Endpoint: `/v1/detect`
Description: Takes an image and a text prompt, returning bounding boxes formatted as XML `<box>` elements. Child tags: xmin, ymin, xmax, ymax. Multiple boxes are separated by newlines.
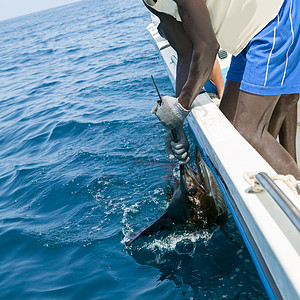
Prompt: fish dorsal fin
<box><xmin>125</xmin><ymin>211</ymin><xmax>171</xmax><ymax>246</ymax></box>
<box><xmin>196</xmin><ymin>147</ymin><xmax>212</xmax><ymax>194</ymax></box>
<box><xmin>196</xmin><ymin>147</ymin><xmax>227</xmax><ymax>216</ymax></box>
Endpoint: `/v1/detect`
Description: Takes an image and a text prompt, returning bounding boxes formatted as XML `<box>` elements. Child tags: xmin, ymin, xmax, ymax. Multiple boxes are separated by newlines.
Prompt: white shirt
<box><xmin>143</xmin><ymin>0</ymin><xmax>284</xmax><ymax>56</ymax></box>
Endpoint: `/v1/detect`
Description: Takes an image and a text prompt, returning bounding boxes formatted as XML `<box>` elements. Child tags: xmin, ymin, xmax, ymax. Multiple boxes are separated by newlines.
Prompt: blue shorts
<box><xmin>227</xmin><ymin>0</ymin><xmax>300</xmax><ymax>95</ymax></box>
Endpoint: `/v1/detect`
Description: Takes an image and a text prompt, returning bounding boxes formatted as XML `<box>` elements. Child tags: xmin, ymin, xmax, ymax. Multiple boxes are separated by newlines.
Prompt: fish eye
<box><xmin>189</xmin><ymin>188</ymin><xmax>197</xmax><ymax>196</ymax></box>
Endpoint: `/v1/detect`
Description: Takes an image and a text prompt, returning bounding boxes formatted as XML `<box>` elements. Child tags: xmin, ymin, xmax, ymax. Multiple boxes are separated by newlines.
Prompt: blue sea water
<box><xmin>0</xmin><ymin>0</ymin><xmax>268</xmax><ymax>299</ymax></box>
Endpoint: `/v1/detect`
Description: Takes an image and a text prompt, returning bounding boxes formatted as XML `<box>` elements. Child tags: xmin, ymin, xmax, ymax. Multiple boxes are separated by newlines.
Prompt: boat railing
<box><xmin>255</xmin><ymin>172</ymin><xmax>300</xmax><ymax>233</ymax></box>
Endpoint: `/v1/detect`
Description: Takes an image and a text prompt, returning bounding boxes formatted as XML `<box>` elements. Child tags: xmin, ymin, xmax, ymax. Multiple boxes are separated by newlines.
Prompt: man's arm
<box><xmin>210</xmin><ymin>58</ymin><xmax>225</xmax><ymax>98</ymax></box>
<box><xmin>144</xmin><ymin>5</ymin><xmax>193</xmax><ymax>97</ymax></box>
<box><xmin>158</xmin><ymin>15</ymin><xmax>193</xmax><ymax>98</ymax></box>
<box><xmin>144</xmin><ymin>0</ymin><xmax>219</xmax><ymax>105</ymax></box>
<box><xmin>174</xmin><ymin>0</ymin><xmax>219</xmax><ymax>109</ymax></box>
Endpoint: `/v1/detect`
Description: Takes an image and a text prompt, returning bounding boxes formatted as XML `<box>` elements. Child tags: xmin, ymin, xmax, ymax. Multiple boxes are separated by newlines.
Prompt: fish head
<box><xmin>194</xmin><ymin>147</ymin><xmax>227</xmax><ymax>223</ymax></box>
<box><xmin>181</xmin><ymin>164</ymin><xmax>206</xmax><ymax>200</ymax></box>
<box><xmin>181</xmin><ymin>164</ymin><xmax>215</xmax><ymax>226</ymax></box>
<box><xmin>180</xmin><ymin>148</ymin><xmax>226</xmax><ymax>226</ymax></box>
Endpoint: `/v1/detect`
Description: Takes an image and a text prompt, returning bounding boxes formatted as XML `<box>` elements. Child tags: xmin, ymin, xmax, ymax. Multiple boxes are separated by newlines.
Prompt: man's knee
<box><xmin>288</xmin><ymin>93</ymin><xmax>300</xmax><ymax>104</ymax></box>
<box><xmin>234</xmin><ymin>121</ymin><xmax>261</xmax><ymax>148</ymax></box>
<box><xmin>277</xmin><ymin>93</ymin><xmax>299</xmax><ymax>112</ymax></box>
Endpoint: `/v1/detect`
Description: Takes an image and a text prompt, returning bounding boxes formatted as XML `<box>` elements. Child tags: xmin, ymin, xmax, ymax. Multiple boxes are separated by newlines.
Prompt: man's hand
<box><xmin>165</xmin><ymin>127</ymin><xmax>190</xmax><ymax>165</ymax></box>
<box><xmin>152</xmin><ymin>95</ymin><xmax>190</xmax><ymax>130</ymax></box>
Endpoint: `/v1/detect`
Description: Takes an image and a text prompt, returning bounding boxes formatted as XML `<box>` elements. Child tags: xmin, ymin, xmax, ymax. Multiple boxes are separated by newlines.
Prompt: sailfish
<box><xmin>126</xmin><ymin>148</ymin><xmax>227</xmax><ymax>246</ymax></box>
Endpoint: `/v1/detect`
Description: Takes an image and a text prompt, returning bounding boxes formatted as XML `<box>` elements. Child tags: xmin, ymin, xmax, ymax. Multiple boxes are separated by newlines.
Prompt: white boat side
<box><xmin>147</xmin><ymin>23</ymin><xmax>300</xmax><ymax>300</ymax></box>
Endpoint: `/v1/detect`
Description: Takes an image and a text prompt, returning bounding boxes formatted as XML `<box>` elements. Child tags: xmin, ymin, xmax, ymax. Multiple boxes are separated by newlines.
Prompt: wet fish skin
<box><xmin>125</xmin><ymin>165</ymin><xmax>190</xmax><ymax>247</ymax></box>
<box><xmin>182</xmin><ymin>148</ymin><xmax>227</xmax><ymax>227</ymax></box>
<box><xmin>125</xmin><ymin>148</ymin><xmax>227</xmax><ymax>246</ymax></box>
<box><xmin>167</xmin><ymin>165</ymin><xmax>190</xmax><ymax>224</ymax></box>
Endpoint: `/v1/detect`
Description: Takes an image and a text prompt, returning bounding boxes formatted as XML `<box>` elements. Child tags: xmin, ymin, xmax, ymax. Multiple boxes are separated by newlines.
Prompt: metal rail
<box><xmin>255</xmin><ymin>172</ymin><xmax>300</xmax><ymax>232</ymax></box>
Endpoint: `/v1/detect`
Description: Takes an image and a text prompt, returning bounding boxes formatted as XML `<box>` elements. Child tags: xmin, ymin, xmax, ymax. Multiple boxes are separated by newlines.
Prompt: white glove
<box><xmin>165</xmin><ymin>127</ymin><xmax>190</xmax><ymax>165</ymax></box>
<box><xmin>152</xmin><ymin>96</ymin><xmax>190</xmax><ymax>130</ymax></box>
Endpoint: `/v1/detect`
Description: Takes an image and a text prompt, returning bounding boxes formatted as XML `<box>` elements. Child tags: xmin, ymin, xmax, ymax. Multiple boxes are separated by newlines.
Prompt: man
<box><xmin>144</xmin><ymin>0</ymin><xmax>300</xmax><ymax>179</ymax></box>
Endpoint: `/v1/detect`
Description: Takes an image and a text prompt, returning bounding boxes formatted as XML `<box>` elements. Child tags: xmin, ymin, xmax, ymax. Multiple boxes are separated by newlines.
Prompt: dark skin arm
<box><xmin>145</xmin><ymin>0</ymin><xmax>219</xmax><ymax>109</ymax></box>
<box><xmin>145</xmin><ymin>5</ymin><xmax>193</xmax><ymax>97</ymax></box>
<box><xmin>174</xmin><ymin>0</ymin><xmax>219</xmax><ymax>109</ymax></box>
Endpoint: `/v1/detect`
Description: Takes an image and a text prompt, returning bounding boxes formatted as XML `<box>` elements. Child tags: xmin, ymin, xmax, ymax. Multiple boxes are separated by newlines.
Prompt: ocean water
<box><xmin>0</xmin><ymin>0</ymin><xmax>268</xmax><ymax>299</ymax></box>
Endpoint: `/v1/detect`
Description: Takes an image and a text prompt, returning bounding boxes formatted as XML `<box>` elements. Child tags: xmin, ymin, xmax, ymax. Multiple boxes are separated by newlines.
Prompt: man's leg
<box><xmin>219</xmin><ymin>80</ymin><xmax>240</xmax><ymax>123</ymax></box>
<box><xmin>279</xmin><ymin>107</ymin><xmax>298</xmax><ymax>162</ymax></box>
<box><xmin>233</xmin><ymin>91</ymin><xmax>300</xmax><ymax>180</ymax></box>
<box><xmin>268</xmin><ymin>94</ymin><xmax>299</xmax><ymax>162</ymax></box>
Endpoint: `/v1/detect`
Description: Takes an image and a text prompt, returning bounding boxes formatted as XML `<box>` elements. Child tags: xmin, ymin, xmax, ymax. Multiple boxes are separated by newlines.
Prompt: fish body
<box><xmin>166</xmin><ymin>165</ymin><xmax>190</xmax><ymax>224</ymax></box>
<box><xmin>126</xmin><ymin>148</ymin><xmax>227</xmax><ymax>246</ymax></box>
<box><xmin>182</xmin><ymin>149</ymin><xmax>227</xmax><ymax>227</ymax></box>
